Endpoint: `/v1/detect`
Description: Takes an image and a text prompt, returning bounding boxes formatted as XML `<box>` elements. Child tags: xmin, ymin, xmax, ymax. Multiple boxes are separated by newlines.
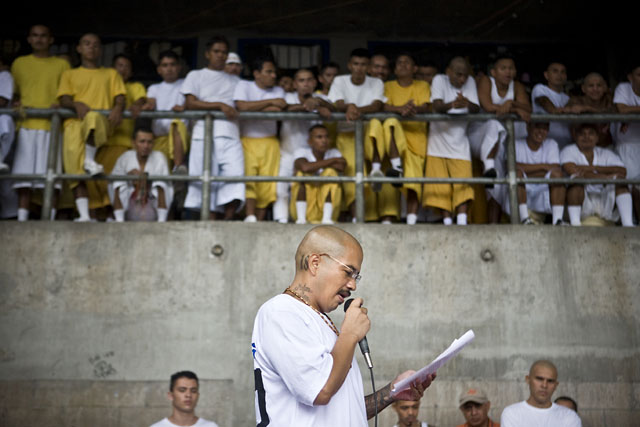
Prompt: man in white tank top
<box><xmin>531</xmin><ymin>62</ymin><xmax>572</xmax><ymax>148</ymax></box>
<box><xmin>468</xmin><ymin>55</ymin><xmax>531</xmax><ymax>222</ymax></box>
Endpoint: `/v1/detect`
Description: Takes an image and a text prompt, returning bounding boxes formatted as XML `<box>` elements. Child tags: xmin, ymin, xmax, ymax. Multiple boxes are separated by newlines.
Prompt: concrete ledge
<box><xmin>1</xmin><ymin>222</ymin><xmax>638</xmax><ymax>426</ymax></box>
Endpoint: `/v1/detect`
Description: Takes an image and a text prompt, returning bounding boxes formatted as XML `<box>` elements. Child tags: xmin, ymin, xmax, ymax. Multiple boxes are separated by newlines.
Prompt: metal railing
<box><xmin>1</xmin><ymin>107</ymin><xmax>639</xmax><ymax>223</ymax></box>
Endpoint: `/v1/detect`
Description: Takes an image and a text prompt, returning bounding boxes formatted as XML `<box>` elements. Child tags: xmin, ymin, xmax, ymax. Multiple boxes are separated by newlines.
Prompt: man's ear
<box><xmin>307</xmin><ymin>253</ymin><xmax>321</xmax><ymax>276</ymax></box>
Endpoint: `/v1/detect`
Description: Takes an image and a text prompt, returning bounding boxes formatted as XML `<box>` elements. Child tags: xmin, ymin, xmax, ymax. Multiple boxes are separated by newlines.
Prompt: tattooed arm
<box><xmin>365</xmin><ymin>371</ymin><xmax>436</xmax><ymax>419</ymax></box>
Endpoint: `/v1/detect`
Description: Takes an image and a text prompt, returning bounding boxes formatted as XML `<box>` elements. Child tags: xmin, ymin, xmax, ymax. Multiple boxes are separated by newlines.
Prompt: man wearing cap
<box><xmin>456</xmin><ymin>388</ymin><xmax>499</xmax><ymax>427</ymax></box>
<box><xmin>500</xmin><ymin>360</ymin><xmax>581</xmax><ymax>427</ymax></box>
<box><xmin>224</xmin><ymin>52</ymin><xmax>243</xmax><ymax>76</ymax></box>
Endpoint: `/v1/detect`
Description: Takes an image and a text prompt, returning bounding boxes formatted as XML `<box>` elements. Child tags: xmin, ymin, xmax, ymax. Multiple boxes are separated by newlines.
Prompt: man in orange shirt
<box><xmin>456</xmin><ymin>388</ymin><xmax>499</xmax><ymax>427</ymax></box>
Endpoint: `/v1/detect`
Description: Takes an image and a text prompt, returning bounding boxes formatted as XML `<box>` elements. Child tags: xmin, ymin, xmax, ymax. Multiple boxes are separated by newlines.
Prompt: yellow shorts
<box><xmin>154</xmin><ymin>120</ymin><xmax>189</xmax><ymax>169</ymax></box>
<box><xmin>62</xmin><ymin>111</ymin><xmax>110</xmax><ymax>191</ymax></box>
<box><xmin>290</xmin><ymin>168</ymin><xmax>343</xmax><ymax>223</ymax></box>
<box><xmin>242</xmin><ymin>136</ymin><xmax>280</xmax><ymax>209</ymax></box>
<box><xmin>423</xmin><ymin>155</ymin><xmax>474</xmax><ymax>213</ymax></box>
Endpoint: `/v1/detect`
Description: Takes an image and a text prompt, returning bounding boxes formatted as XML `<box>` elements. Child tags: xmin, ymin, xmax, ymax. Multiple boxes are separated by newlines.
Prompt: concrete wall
<box><xmin>1</xmin><ymin>223</ymin><xmax>638</xmax><ymax>426</ymax></box>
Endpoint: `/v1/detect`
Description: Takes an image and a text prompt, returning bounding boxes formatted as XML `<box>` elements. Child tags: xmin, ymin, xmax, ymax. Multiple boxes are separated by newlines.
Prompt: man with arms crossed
<box><xmin>501</xmin><ymin>360</ymin><xmax>581</xmax><ymax>427</ymax></box>
<box><xmin>252</xmin><ymin>225</ymin><xmax>435</xmax><ymax>426</ymax></box>
<box><xmin>150</xmin><ymin>370</ymin><xmax>218</xmax><ymax>427</ymax></box>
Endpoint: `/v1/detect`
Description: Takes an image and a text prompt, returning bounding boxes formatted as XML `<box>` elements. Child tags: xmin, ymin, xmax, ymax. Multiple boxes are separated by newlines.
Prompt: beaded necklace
<box><xmin>284</xmin><ymin>287</ymin><xmax>340</xmax><ymax>336</ymax></box>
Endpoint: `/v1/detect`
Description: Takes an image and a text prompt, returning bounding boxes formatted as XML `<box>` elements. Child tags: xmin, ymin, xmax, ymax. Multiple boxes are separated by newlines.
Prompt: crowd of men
<box><xmin>159</xmin><ymin>357</ymin><xmax>580</xmax><ymax>425</ymax></box>
<box><xmin>1</xmin><ymin>24</ymin><xmax>639</xmax><ymax>226</ymax></box>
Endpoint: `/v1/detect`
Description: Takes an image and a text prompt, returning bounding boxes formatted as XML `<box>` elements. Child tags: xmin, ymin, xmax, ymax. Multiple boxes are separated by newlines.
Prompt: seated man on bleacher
<box><xmin>109</xmin><ymin>127</ymin><xmax>171</xmax><ymax>222</ymax></box>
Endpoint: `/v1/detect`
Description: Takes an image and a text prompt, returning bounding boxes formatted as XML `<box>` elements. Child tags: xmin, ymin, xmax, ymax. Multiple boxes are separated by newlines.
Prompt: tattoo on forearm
<box><xmin>292</xmin><ymin>283</ymin><xmax>312</xmax><ymax>302</ymax></box>
<box><xmin>365</xmin><ymin>383</ymin><xmax>394</xmax><ymax>419</ymax></box>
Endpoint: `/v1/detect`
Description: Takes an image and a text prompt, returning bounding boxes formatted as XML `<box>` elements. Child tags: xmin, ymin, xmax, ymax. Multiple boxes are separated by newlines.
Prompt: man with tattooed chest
<box><xmin>251</xmin><ymin>225</ymin><xmax>435</xmax><ymax>426</ymax></box>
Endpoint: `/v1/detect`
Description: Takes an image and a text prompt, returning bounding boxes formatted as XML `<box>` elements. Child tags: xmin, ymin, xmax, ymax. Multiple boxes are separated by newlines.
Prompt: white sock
<box><xmin>456</xmin><ymin>213</ymin><xmax>468</xmax><ymax>225</ymax></box>
<box><xmin>484</xmin><ymin>158</ymin><xmax>495</xmax><ymax>172</ymax></box>
<box><xmin>371</xmin><ymin>162</ymin><xmax>381</xmax><ymax>172</ymax></box>
<box><xmin>114</xmin><ymin>209</ymin><xmax>125</xmax><ymax>222</ymax></box>
<box><xmin>85</xmin><ymin>144</ymin><xmax>97</xmax><ymax>162</ymax></box>
<box><xmin>568</xmin><ymin>205</ymin><xmax>581</xmax><ymax>226</ymax></box>
<box><xmin>616</xmin><ymin>193</ymin><xmax>634</xmax><ymax>226</ymax></box>
<box><xmin>295</xmin><ymin>201</ymin><xmax>307</xmax><ymax>223</ymax></box>
<box><xmin>406</xmin><ymin>213</ymin><xmax>417</xmax><ymax>225</ymax></box>
<box><xmin>443</xmin><ymin>217</ymin><xmax>453</xmax><ymax>225</ymax></box>
<box><xmin>157</xmin><ymin>208</ymin><xmax>168</xmax><ymax>222</ymax></box>
<box><xmin>519</xmin><ymin>203</ymin><xmax>529</xmax><ymax>221</ymax></box>
<box><xmin>551</xmin><ymin>205</ymin><xmax>564</xmax><ymax>224</ymax></box>
<box><xmin>390</xmin><ymin>157</ymin><xmax>402</xmax><ymax>170</ymax></box>
<box><xmin>321</xmin><ymin>202</ymin><xmax>333</xmax><ymax>223</ymax></box>
<box><xmin>50</xmin><ymin>208</ymin><xmax>57</xmax><ymax>221</ymax></box>
<box><xmin>17</xmin><ymin>208</ymin><xmax>29</xmax><ymax>222</ymax></box>
<box><xmin>273</xmin><ymin>197</ymin><xmax>289</xmax><ymax>223</ymax></box>
<box><xmin>75</xmin><ymin>197</ymin><xmax>90</xmax><ymax>220</ymax></box>
<box><xmin>351</xmin><ymin>216</ymin><xmax>357</xmax><ymax>223</ymax></box>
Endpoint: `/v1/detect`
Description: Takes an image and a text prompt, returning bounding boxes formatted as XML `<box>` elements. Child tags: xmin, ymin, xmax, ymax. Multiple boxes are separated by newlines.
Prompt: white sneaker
<box><xmin>244</xmin><ymin>215</ymin><xmax>257</xmax><ymax>223</ymax></box>
<box><xmin>0</xmin><ymin>162</ymin><xmax>9</xmax><ymax>173</ymax></box>
<box><xmin>321</xmin><ymin>219</ymin><xmax>334</xmax><ymax>225</ymax></box>
<box><xmin>370</xmin><ymin>169</ymin><xmax>384</xmax><ymax>192</ymax></box>
<box><xmin>84</xmin><ymin>159</ymin><xmax>104</xmax><ymax>176</ymax></box>
<box><xmin>73</xmin><ymin>217</ymin><xmax>95</xmax><ymax>222</ymax></box>
<box><xmin>295</xmin><ymin>218</ymin><xmax>307</xmax><ymax>225</ymax></box>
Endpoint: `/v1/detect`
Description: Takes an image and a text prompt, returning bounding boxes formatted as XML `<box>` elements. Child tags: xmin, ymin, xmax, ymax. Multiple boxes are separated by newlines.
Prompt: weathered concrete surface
<box><xmin>0</xmin><ymin>222</ymin><xmax>638</xmax><ymax>427</ymax></box>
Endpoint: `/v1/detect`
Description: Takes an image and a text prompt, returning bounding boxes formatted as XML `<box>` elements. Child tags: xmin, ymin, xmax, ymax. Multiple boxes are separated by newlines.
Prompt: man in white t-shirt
<box><xmin>612</xmin><ymin>62</ymin><xmax>640</xmax><ymax>222</ymax></box>
<box><xmin>150</xmin><ymin>370</ymin><xmax>219</xmax><ymax>427</ymax></box>
<box><xmin>506</xmin><ymin>121</ymin><xmax>566</xmax><ymax>225</ymax></box>
<box><xmin>273</xmin><ymin>68</ymin><xmax>334</xmax><ymax>223</ymax></box>
<box><xmin>252</xmin><ymin>226</ymin><xmax>435</xmax><ymax>427</ymax></box>
<box><xmin>531</xmin><ymin>62</ymin><xmax>572</xmax><ymax>148</ymax></box>
<box><xmin>143</xmin><ymin>50</ymin><xmax>188</xmax><ymax>170</ymax></box>
<box><xmin>109</xmin><ymin>127</ymin><xmax>171</xmax><ymax>222</ymax></box>
<box><xmin>329</xmin><ymin>48</ymin><xmax>387</xmax><ymax>221</ymax></box>
<box><xmin>501</xmin><ymin>360</ymin><xmax>581</xmax><ymax>427</ymax></box>
<box><xmin>561</xmin><ymin>122</ymin><xmax>634</xmax><ymax>227</ymax></box>
<box><xmin>423</xmin><ymin>57</ymin><xmax>480</xmax><ymax>226</ymax></box>
<box><xmin>234</xmin><ymin>57</ymin><xmax>287</xmax><ymax>222</ymax></box>
<box><xmin>181</xmin><ymin>35</ymin><xmax>245</xmax><ymax>220</ymax></box>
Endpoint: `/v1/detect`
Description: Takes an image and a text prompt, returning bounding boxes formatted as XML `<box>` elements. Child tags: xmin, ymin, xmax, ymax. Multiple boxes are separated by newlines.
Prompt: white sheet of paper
<box><xmin>391</xmin><ymin>329</ymin><xmax>475</xmax><ymax>396</ymax></box>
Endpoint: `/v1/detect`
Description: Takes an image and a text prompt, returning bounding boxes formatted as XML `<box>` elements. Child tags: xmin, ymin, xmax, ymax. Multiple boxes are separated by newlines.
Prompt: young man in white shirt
<box><xmin>181</xmin><ymin>35</ymin><xmax>245</xmax><ymax>220</ymax></box>
<box><xmin>150</xmin><ymin>371</ymin><xmax>219</xmax><ymax>427</ymax></box>
<box><xmin>501</xmin><ymin>360</ymin><xmax>581</xmax><ymax>427</ymax></box>
<box><xmin>531</xmin><ymin>61</ymin><xmax>572</xmax><ymax>149</ymax></box>
<box><xmin>423</xmin><ymin>57</ymin><xmax>480</xmax><ymax>225</ymax></box>
<box><xmin>234</xmin><ymin>57</ymin><xmax>287</xmax><ymax>222</ymax></box>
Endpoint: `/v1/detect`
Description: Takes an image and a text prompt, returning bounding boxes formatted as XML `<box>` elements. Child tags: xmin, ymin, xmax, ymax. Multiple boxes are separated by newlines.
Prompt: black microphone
<box><xmin>344</xmin><ymin>298</ymin><xmax>373</xmax><ymax>369</ymax></box>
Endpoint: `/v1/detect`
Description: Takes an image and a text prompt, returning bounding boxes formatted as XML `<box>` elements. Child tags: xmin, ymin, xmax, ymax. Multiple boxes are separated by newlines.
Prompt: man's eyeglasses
<box><xmin>319</xmin><ymin>253</ymin><xmax>362</xmax><ymax>283</ymax></box>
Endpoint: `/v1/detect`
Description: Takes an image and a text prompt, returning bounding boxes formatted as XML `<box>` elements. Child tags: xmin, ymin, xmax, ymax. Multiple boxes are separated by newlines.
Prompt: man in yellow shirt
<box><xmin>11</xmin><ymin>24</ymin><xmax>70</xmax><ymax>221</ymax></box>
<box><xmin>57</xmin><ymin>33</ymin><xmax>126</xmax><ymax>221</ymax></box>
<box><xmin>382</xmin><ymin>53</ymin><xmax>431</xmax><ymax>224</ymax></box>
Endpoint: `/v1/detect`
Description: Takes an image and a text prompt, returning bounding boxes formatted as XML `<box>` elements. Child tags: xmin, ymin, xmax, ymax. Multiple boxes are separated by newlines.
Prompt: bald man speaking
<box><xmin>251</xmin><ymin>225</ymin><xmax>435</xmax><ymax>426</ymax></box>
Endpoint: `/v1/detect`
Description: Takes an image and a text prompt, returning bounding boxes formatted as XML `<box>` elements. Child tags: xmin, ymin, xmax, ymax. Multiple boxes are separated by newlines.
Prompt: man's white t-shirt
<box><xmin>109</xmin><ymin>150</ymin><xmax>171</xmax><ymax>210</ymax></box>
<box><xmin>280</xmin><ymin>92</ymin><xmax>322</xmax><ymax>155</ymax></box>
<box><xmin>180</xmin><ymin>68</ymin><xmax>240</xmax><ymax>140</ymax></box>
<box><xmin>293</xmin><ymin>147</ymin><xmax>343</xmax><ymax>175</ymax></box>
<box><xmin>0</xmin><ymin>70</ymin><xmax>13</xmax><ymax>101</ymax></box>
<box><xmin>612</xmin><ymin>82</ymin><xmax>640</xmax><ymax>179</ymax></box>
<box><xmin>500</xmin><ymin>401</ymin><xmax>581</xmax><ymax>427</ymax></box>
<box><xmin>328</xmin><ymin>74</ymin><xmax>386</xmax><ymax>133</ymax></box>
<box><xmin>427</xmin><ymin>74</ymin><xmax>479</xmax><ymax>161</ymax></box>
<box><xmin>516</xmin><ymin>137</ymin><xmax>559</xmax><ymax>166</ymax></box>
<box><xmin>531</xmin><ymin>84</ymin><xmax>572</xmax><ymax>148</ymax></box>
<box><xmin>252</xmin><ymin>294</ymin><xmax>367</xmax><ymax>427</ymax></box>
<box><xmin>560</xmin><ymin>144</ymin><xmax>625</xmax><ymax>193</ymax></box>
<box><xmin>233</xmin><ymin>80</ymin><xmax>286</xmax><ymax>138</ymax></box>
<box><xmin>150</xmin><ymin>417</ymin><xmax>219</xmax><ymax>427</ymax></box>
<box><xmin>147</xmin><ymin>79</ymin><xmax>186</xmax><ymax>137</ymax></box>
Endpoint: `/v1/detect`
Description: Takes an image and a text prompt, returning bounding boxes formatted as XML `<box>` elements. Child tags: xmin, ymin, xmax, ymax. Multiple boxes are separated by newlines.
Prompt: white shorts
<box><xmin>616</xmin><ymin>142</ymin><xmax>640</xmax><ymax>192</ymax></box>
<box><xmin>583</xmin><ymin>184</ymin><xmax>619</xmax><ymax>222</ymax></box>
<box><xmin>0</xmin><ymin>115</ymin><xmax>15</xmax><ymax>161</ymax></box>
<box><xmin>185</xmin><ymin>135</ymin><xmax>245</xmax><ymax>212</ymax></box>
<box><xmin>12</xmin><ymin>128</ymin><xmax>62</xmax><ymax>190</ymax></box>
<box><xmin>502</xmin><ymin>170</ymin><xmax>552</xmax><ymax>215</ymax></box>
<box><xmin>276</xmin><ymin>150</ymin><xmax>296</xmax><ymax>198</ymax></box>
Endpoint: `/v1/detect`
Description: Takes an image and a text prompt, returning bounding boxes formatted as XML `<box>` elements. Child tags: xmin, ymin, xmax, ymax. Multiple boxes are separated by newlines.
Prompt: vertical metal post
<box><xmin>41</xmin><ymin>112</ymin><xmax>61</xmax><ymax>221</ymax></box>
<box><xmin>200</xmin><ymin>114</ymin><xmax>213</xmax><ymax>221</ymax></box>
<box><xmin>505</xmin><ymin>118</ymin><xmax>519</xmax><ymax>224</ymax></box>
<box><xmin>354</xmin><ymin>120</ymin><xmax>365</xmax><ymax>223</ymax></box>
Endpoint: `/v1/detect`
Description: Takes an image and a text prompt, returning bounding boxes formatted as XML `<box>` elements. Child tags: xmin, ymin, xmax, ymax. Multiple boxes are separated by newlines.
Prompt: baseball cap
<box><xmin>459</xmin><ymin>388</ymin><xmax>488</xmax><ymax>406</ymax></box>
<box><xmin>226</xmin><ymin>52</ymin><xmax>241</xmax><ymax>65</ymax></box>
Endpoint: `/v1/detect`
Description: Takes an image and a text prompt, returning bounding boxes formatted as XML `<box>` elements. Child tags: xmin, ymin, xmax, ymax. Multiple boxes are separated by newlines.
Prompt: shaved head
<box><xmin>295</xmin><ymin>226</ymin><xmax>362</xmax><ymax>272</ymax></box>
<box><xmin>529</xmin><ymin>360</ymin><xmax>558</xmax><ymax>377</ymax></box>
<box><xmin>584</xmin><ymin>72</ymin><xmax>605</xmax><ymax>84</ymax></box>
<box><xmin>449</xmin><ymin>56</ymin><xmax>468</xmax><ymax>71</ymax></box>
